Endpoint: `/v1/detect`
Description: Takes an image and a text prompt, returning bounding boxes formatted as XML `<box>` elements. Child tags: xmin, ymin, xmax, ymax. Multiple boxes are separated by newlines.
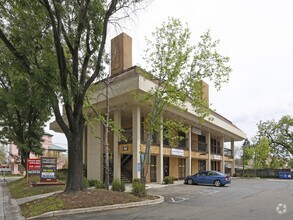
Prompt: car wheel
<box><xmin>187</xmin><ymin>178</ymin><xmax>194</xmax><ymax>185</ymax></box>
<box><xmin>214</xmin><ymin>180</ymin><xmax>222</xmax><ymax>187</ymax></box>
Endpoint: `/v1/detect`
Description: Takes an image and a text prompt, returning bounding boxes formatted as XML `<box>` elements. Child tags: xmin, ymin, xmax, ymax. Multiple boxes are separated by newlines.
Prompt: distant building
<box><xmin>8</xmin><ymin>133</ymin><xmax>67</xmax><ymax>175</ymax></box>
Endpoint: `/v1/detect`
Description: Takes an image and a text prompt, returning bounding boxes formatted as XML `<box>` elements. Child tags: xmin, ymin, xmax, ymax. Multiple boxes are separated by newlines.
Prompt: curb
<box><xmin>26</xmin><ymin>195</ymin><xmax>164</xmax><ymax>219</ymax></box>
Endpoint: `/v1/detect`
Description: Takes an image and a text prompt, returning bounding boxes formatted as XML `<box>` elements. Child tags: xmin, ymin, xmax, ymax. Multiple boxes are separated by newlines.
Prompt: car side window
<box><xmin>208</xmin><ymin>172</ymin><xmax>216</xmax><ymax>176</ymax></box>
<box><xmin>199</xmin><ymin>172</ymin><xmax>207</xmax><ymax>176</ymax></box>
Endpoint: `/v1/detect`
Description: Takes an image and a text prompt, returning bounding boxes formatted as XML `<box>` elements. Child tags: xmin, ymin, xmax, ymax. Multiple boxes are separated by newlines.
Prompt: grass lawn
<box><xmin>8</xmin><ymin>173</ymin><xmax>156</xmax><ymax>218</ymax></box>
<box><xmin>8</xmin><ymin>176</ymin><xmax>65</xmax><ymax>199</ymax></box>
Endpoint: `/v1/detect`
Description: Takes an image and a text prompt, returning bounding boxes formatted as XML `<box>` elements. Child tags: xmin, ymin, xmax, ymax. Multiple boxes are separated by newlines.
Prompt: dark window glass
<box><xmin>178</xmin><ymin>158</ymin><xmax>186</xmax><ymax>179</ymax></box>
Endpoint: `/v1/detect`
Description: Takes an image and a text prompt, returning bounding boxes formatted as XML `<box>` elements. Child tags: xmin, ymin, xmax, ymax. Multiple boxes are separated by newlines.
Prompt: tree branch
<box><xmin>84</xmin><ymin>0</ymin><xmax>118</xmax><ymax>92</ymax></box>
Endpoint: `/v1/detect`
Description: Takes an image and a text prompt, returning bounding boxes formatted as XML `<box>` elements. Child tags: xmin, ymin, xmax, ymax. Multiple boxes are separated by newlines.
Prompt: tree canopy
<box><xmin>0</xmin><ymin>0</ymin><xmax>145</xmax><ymax>193</ymax></box>
<box><xmin>139</xmin><ymin>18</ymin><xmax>231</xmax><ymax>182</ymax></box>
<box><xmin>257</xmin><ymin>115</ymin><xmax>293</xmax><ymax>157</ymax></box>
<box><xmin>0</xmin><ymin>41</ymin><xmax>51</xmax><ymax>168</ymax></box>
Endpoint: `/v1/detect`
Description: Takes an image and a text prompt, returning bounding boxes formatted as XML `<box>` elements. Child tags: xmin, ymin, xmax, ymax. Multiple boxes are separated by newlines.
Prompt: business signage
<box><xmin>213</xmin><ymin>155</ymin><xmax>221</xmax><ymax>160</ymax></box>
<box><xmin>40</xmin><ymin>157</ymin><xmax>57</xmax><ymax>182</ymax></box>
<box><xmin>191</xmin><ymin>127</ymin><xmax>201</xmax><ymax>135</ymax></box>
<box><xmin>171</xmin><ymin>148</ymin><xmax>184</xmax><ymax>157</ymax></box>
<box><xmin>27</xmin><ymin>158</ymin><xmax>41</xmax><ymax>175</ymax></box>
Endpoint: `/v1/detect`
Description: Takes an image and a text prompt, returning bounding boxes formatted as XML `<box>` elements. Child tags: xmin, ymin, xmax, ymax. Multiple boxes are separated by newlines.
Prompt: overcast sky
<box><xmin>46</xmin><ymin>0</ymin><xmax>293</xmax><ymax>148</ymax></box>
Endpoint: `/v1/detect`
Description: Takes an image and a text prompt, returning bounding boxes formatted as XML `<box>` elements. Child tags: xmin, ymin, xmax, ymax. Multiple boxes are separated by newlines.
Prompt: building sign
<box><xmin>213</xmin><ymin>155</ymin><xmax>221</xmax><ymax>160</ymax></box>
<box><xmin>40</xmin><ymin>157</ymin><xmax>57</xmax><ymax>182</ymax></box>
<box><xmin>171</xmin><ymin>148</ymin><xmax>184</xmax><ymax>157</ymax></box>
<box><xmin>137</xmin><ymin>163</ymin><xmax>140</xmax><ymax>172</ymax></box>
<box><xmin>191</xmin><ymin>126</ymin><xmax>201</xmax><ymax>135</ymax></box>
<box><xmin>27</xmin><ymin>158</ymin><xmax>41</xmax><ymax>175</ymax></box>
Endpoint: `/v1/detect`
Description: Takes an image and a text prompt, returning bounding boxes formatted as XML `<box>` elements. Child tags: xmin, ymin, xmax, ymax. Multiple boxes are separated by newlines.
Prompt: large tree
<box><xmin>0</xmin><ymin>0</ymin><xmax>144</xmax><ymax>193</ymax></box>
<box><xmin>257</xmin><ymin>115</ymin><xmax>293</xmax><ymax>157</ymax></box>
<box><xmin>0</xmin><ymin>43</ymin><xmax>51</xmax><ymax>170</ymax></box>
<box><xmin>241</xmin><ymin>138</ymin><xmax>253</xmax><ymax>170</ymax></box>
<box><xmin>252</xmin><ymin>137</ymin><xmax>270</xmax><ymax>169</ymax></box>
<box><xmin>139</xmin><ymin>18</ymin><xmax>231</xmax><ymax>183</ymax></box>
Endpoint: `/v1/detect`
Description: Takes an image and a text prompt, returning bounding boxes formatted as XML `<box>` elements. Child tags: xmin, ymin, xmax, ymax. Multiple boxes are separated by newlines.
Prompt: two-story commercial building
<box><xmin>50</xmin><ymin>33</ymin><xmax>246</xmax><ymax>183</ymax></box>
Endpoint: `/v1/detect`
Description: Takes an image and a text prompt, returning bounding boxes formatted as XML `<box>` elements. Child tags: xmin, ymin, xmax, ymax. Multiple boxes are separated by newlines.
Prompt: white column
<box><xmin>87</xmin><ymin>120</ymin><xmax>103</xmax><ymax>181</ymax></box>
<box><xmin>186</xmin><ymin>126</ymin><xmax>192</xmax><ymax>176</ymax></box>
<box><xmin>231</xmin><ymin>140</ymin><xmax>235</xmax><ymax>176</ymax></box>
<box><xmin>207</xmin><ymin>131</ymin><xmax>211</xmax><ymax>170</ymax></box>
<box><xmin>157</xmin><ymin>118</ymin><xmax>164</xmax><ymax>183</ymax></box>
<box><xmin>114</xmin><ymin>110</ymin><xmax>121</xmax><ymax>180</ymax></box>
<box><xmin>132</xmin><ymin>106</ymin><xmax>141</xmax><ymax>179</ymax></box>
<box><xmin>220</xmin><ymin>136</ymin><xmax>225</xmax><ymax>173</ymax></box>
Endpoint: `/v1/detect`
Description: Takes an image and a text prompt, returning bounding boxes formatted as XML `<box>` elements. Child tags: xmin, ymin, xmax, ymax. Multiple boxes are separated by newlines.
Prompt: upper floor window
<box><xmin>198</xmin><ymin>135</ymin><xmax>206</xmax><ymax>151</ymax></box>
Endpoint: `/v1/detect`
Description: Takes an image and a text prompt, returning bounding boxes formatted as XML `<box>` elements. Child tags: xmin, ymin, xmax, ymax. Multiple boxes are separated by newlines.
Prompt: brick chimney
<box><xmin>111</xmin><ymin>33</ymin><xmax>132</xmax><ymax>76</ymax></box>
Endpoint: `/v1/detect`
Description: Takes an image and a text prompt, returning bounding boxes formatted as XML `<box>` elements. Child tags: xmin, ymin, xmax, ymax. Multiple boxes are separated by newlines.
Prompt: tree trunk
<box><xmin>104</xmin><ymin>76</ymin><xmax>110</xmax><ymax>190</ymax></box>
<box><xmin>141</xmin><ymin>131</ymin><xmax>153</xmax><ymax>183</ymax></box>
<box><xmin>64</xmin><ymin>126</ymin><xmax>85</xmax><ymax>193</ymax></box>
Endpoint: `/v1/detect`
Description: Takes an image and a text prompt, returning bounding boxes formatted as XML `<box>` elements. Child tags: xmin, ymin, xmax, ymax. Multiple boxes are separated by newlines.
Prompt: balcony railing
<box><xmin>191</xmin><ymin>141</ymin><xmax>207</xmax><ymax>152</ymax></box>
<box><xmin>224</xmin><ymin>148</ymin><xmax>233</xmax><ymax>157</ymax></box>
<box><xmin>210</xmin><ymin>147</ymin><xmax>222</xmax><ymax>155</ymax></box>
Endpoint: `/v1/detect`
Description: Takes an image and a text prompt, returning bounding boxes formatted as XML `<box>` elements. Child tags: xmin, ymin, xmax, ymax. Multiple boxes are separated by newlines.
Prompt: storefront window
<box><xmin>178</xmin><ymin>158</ymin><xmax>186</xmax><ymax>179</ymax></box>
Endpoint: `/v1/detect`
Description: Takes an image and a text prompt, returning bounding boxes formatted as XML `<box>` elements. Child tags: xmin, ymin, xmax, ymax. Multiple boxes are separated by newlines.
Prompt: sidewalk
<box><xmin>0</xmin><ymin>181</ymin><xmax>25</xmax><ymax>220</ymax></box>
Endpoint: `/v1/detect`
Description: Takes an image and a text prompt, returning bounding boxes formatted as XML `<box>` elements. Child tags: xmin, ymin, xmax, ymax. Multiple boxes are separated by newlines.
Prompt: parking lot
<box><xmin>47</xmin><ymin>178</ymin><xmax>293</xmax><ymax>220</ymax></box>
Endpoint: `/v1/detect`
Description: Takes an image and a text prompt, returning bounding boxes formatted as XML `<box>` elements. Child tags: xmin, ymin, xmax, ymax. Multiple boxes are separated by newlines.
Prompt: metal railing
<box><xmin>224</xmin><ymin>148</ymin><xmax>233</xmax><ymax>157</ymax></box>
<box><xmin>191</xmin><ymin>141</ymin><xmax>207</xmax><ymax>152</ymax></box>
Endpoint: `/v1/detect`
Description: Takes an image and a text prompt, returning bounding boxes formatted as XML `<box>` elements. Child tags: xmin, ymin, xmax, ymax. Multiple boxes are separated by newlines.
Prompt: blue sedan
<box><xmin>184</xmin><ymin>171</ymin><xmax>231</xmax><ymax>187</ymax></box>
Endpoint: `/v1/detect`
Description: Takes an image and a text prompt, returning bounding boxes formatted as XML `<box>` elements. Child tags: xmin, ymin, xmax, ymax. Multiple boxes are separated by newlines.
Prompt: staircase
<box><xmin>103</xmin><ymin>154</ymin><xmax>132</xmax><ymax>183</ymax></box>
<box><xmin>121</xmin><ymin>154</ymin><xmax>132</xmax><ymax>183</ymax></box>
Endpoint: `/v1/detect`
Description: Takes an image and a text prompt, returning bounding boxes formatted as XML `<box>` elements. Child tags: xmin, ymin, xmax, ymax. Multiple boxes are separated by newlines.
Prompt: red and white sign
<box><xmin>27</xmin><ymin>158</ymin><xmax>41</xmax><ymax>174</ymax></box>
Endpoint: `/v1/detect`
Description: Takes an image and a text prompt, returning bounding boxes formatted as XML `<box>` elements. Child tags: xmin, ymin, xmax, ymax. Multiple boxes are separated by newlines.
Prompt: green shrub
<box><xmin>83</xmin><ymin>177</ymin><xmax>89</xmax><ymax>188</ymax></box>
<box><xmin>95</xmin><ymin>181</ymin><xmax>106</xmax><ymax>189</ymax></box>
<box><xmin>131</xmin><ymin>182</ymin><xmax>147</xmax><ymax>197</ymax></box>
<box><xmin>163</xmin><ymin>176</ymin><xmax>175</xmax><ymax>184</ymax></box>
<box><xmin>88</xmin><ymin>179</ymin><xmax>98</xmax><ymax>187</ymax></box>
<box><xmin>132</xmin><ymin>178</ymin><xmax>141</xmax><ymax>185</ymax></box>
<box><xmin>56</xmin><ymin>169</ymin><xmax>67</xmax><ymax>181</ymax></box>
<box><xmin>111</xmin><ymin>179</ymin><xmax>125</xmax><ymax>192</ymax></box>
<box><xmin>233</xmin><ymin>173</ymin><xmax>240</xmax><ymax>177</ymax></box>
<box><xmin>249</xmin><ymin>173</ymin><xmax>256</xmax><ymax>178</ymax></box>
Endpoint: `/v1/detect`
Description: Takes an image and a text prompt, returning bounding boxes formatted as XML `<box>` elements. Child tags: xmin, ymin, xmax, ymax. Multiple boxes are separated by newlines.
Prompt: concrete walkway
<box><xmin>0</xmin><ymin>179</ymin><xmax>25</xmax><ymax>220</ymax></box>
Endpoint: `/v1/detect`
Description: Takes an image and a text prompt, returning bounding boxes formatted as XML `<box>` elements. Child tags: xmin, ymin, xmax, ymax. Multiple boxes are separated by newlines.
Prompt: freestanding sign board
<box><xmin>27</xmin><ymin>158</ymin><xmax>41</xmax><ymax>175</ymax></box>
<box><xmin>40</xmin><ymin>157</ymin><xmax>57</xmax><ymax>182</ymax></box>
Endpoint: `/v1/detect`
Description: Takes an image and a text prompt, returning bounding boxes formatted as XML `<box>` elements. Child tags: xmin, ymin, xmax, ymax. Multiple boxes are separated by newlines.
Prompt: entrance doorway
<box><xmin>163</xmin><ymin>157</ymin><xmax>169</xmax><ymax>177</ymax></box>
<box><xmin>211</xmin><ymin>160</ymin><xmax>221</xmax><ymax>171</ymax></box>
<box><xmin>178</xmin><ymin>158</ymin><xmax>186</xmax><ymax>179</ymax></box>
<box><xmin>199</xmin><ymin>160</ymin><xmax>206</xmax><ymax>171</ymax></box>
<box><xmin>150</xmin><ymin>156</ymin><xmax>157</xmax><ymax>182</ymax></box>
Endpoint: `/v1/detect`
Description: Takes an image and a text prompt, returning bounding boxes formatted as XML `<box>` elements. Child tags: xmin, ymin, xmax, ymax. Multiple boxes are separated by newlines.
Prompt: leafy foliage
<box><xmin>111</xmin><ymin>179</ymin><xmax>125</xmax><ymax>192</ymax></box>
<box><xmin>138</xmin><ymin>18</ymin><xmax>231</xmax><ymax>182</ymax></box>
<box><xmin>0</xmin><ymin>41</ymin><xmax>51</xmax><ymax>168</ymax></box>
<box><xmin>131</xmin><ymin>181</ymin><xmax>146</xmax><ymax>197</ymax></box>
<box><xmin>163</xmin><ymin>176</ymin><xmax>175</xmax><ymax>184</ymax></box>
<box><xmin>241</xmin><ymin>139</ymin><xmax>252</xmax><ymax>169</ymax></box>
<box><xmin>0</xmin><ymin>0</ymin><xmax>145</xmax><ymax>193</ymax></box>
<box><xmin>0</xmin><ymin>144</ymin><xmax>7</xmax><ymax>163</ymax></box>
<box><xmin>95</xmin><ymin>180</ymin><xmax>106</xmax><ymax>189</ymax></box>
<box><xmin>252</xmin><ymin>137</ymin><xmax>271</xmax><ymax>169</ymax></box>
<box><xmin>257</xmin><ymin>115</ymin><xmax>293</xmax><ymax>157</ymax></box>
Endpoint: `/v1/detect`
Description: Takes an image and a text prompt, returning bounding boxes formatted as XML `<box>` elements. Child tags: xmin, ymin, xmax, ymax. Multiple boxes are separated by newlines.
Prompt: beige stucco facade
<box><xmin>50</xmin><ymin>33</ymin><xmax>246</xmax><ymax>183</ymax></box>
